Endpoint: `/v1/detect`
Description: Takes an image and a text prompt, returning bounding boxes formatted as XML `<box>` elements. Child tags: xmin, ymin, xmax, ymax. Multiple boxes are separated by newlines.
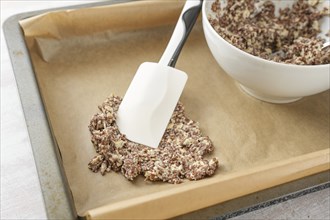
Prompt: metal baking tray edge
<box><xmin>3</xmin><ymin>1</ymin><xmax>132</xmax><ymax>219</ymax></box>
<box><xmin>3</xmin><ymin>1</ymin><xmax>330</xmax><ymax>219</ymax></box>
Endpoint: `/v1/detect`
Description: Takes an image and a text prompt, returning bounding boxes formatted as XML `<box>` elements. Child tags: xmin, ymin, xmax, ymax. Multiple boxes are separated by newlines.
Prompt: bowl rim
<box><xmin>202</xmin><ymin>0</ymin><xmax>330</xmax><ymax>69</ymax></box>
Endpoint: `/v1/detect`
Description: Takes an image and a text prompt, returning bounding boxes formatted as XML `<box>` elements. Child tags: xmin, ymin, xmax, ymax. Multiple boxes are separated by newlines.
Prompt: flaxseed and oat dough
<box><xmin>209</xmin><ymin>0</ymin><xmax>330</xmax><ymax>65</ymax></box>
<box><xmin>88</xmin><ymin>95</ymin><xmax>219</xmax><ymax>184</ymax></box>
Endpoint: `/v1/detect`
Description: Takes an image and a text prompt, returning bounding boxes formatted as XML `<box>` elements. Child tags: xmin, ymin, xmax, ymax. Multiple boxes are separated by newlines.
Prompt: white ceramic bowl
<box><xmin>202</xmin><ymin>0</ymin><xmax>330</xmax><ymax>103</ymax></box>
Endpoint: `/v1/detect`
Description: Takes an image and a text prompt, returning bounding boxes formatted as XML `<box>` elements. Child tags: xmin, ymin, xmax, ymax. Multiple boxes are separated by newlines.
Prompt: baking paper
<box><xmin>19</xmin><ymin>0</ymin><xmax>330</xmax><ymax>218</ymax></box>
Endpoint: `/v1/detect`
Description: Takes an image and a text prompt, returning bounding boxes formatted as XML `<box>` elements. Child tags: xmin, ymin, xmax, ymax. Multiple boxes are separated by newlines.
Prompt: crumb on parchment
<box><xmin>88</xmin><ymin>95</ymin><xmax>219</xmax><ymax>184</ymax></box>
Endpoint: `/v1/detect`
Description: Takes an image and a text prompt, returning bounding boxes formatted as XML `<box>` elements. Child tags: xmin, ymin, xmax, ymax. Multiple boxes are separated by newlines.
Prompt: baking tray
<box><xmin>3</xmin><ymin>0</ymin><xmax>330</xmax><ymax>219</ymax></box>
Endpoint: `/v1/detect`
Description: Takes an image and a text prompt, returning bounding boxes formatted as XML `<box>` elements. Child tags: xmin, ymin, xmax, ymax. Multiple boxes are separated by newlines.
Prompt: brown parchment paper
<box><xmin>19</xmin><ymin>0</ymin><xmax>330</xmax><ymax>218</ymax></box>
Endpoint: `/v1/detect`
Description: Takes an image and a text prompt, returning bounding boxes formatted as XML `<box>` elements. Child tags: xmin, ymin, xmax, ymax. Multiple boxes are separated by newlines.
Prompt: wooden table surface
<box><xmin>1</xmin><ymin>1</ymin><xmax>329</xmax><ymax>219</ymax></box>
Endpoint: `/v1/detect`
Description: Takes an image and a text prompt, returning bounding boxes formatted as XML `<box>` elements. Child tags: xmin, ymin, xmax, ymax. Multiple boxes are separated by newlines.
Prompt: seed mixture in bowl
<box><xmin>209</xmin><ymin>0</ymin><xmax>330</xmax><ymax>65</ymax></box>
<box><xmin>88</xmin><ymin>95</ymin><xmax>219</xmax><ymax>184</ymax></box>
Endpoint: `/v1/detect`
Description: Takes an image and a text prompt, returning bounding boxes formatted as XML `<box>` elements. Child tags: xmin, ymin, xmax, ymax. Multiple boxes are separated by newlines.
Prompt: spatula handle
<box><xmin>159</xmin><ymin>0</ymin><xmax>203</xmax><ymax>67</ymax></box>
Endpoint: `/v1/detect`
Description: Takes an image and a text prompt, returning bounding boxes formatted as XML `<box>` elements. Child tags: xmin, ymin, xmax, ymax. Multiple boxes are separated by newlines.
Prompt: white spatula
<box><xmin>117</xmin><ymin>0</ymin><xmax>202</xmax><ymax>148</ymax></box>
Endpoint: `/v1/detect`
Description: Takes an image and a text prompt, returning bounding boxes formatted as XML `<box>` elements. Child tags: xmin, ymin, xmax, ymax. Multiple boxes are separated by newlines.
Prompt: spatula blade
<box><xmin>117</xmin><ymin>62</ymin><xmax>187</xmax><ymax>148</ymax></box>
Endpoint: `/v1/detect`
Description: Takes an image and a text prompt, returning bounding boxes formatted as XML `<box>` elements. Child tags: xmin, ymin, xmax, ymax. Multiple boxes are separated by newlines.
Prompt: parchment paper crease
<box><xmin>19</xmin><ymin>0</ymin><xmax>330</xmax><ymax>217</ymax></box>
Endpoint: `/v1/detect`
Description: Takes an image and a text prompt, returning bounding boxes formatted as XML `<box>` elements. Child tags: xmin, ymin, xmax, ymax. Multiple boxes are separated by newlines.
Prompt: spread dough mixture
<box><xmin>88</xmin><ymin>95</ymin><xmax>219</xmax><ymax>184</ymax></box>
